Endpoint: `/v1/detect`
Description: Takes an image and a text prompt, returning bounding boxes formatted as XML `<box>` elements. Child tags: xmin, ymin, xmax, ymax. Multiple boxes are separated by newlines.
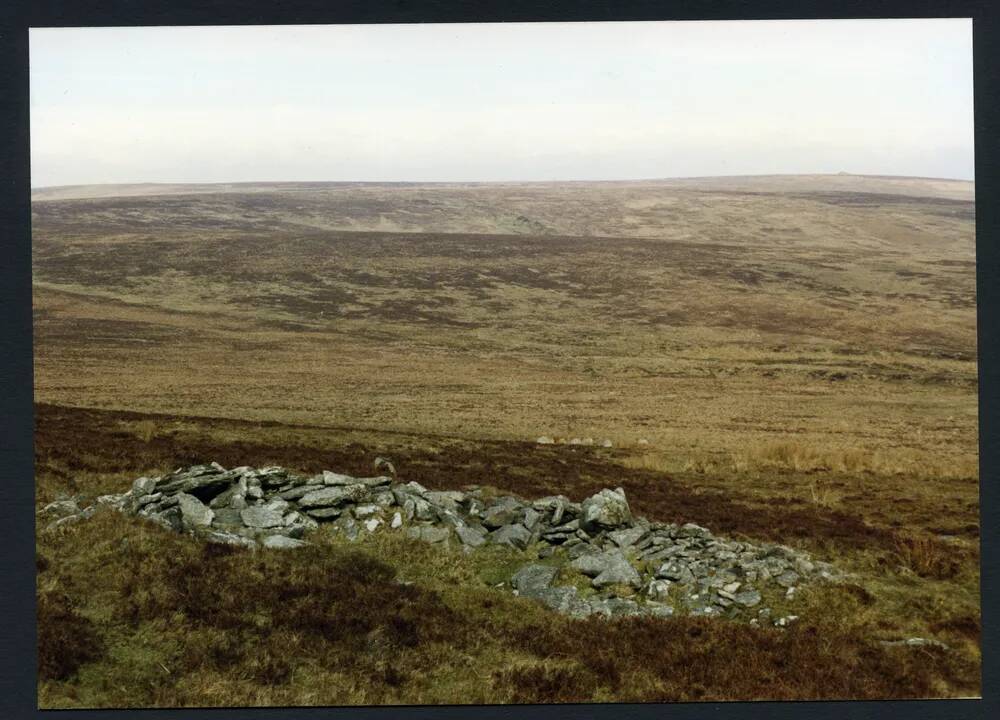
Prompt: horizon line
<box><xmin>30</xmin><ymin>172</ymin><xmax>977</xmax><ymax>192</ymax></box>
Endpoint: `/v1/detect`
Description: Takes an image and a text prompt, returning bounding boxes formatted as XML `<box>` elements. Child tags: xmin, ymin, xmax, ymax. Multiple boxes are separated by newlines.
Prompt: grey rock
<box><xmin>206</xmin><ymin>531</ymin><xmax>257</xmax><ymax>548</ymax></box>
<box><xmin>255</xmin><ymin>467</ymin><xmax>289</xmax><ymax>487</ymax></box>
<box><xmin>569</xmin><ymin>549</ymin><xmax>640</xmax><ymax>589</ymax></box>
<box><xmin>455</xmin><ymin>525</ymin><xmax>487</xmax><ymax>547</ymax></box>
<box><xmin>152</xmin><ymin>506</ymin><xmax>183</xmax><ymax>532</ymax></box>
<box><xmin>261</xmin><ymin>535</ymin><xmax>308</xmax><ymax>549</ymax></box>
<box><xmin>156</xmin><ymin>471</ymin><xmax>233</xmax><ymax>500</ymax></box>
<box><xmin>655</xmin><ymin>561</ymin><xmax>695</xmax><ymax>584</ymax></box>
<box><xmin>96</xmin><ymin>494</ymin><xmax>130</xmax><ymax>510</ymax></box>
<box><xmin>589</xmin><ymin>598</ymin><xmax>641</xmax><ymax>617</ymax></box>
<box><xmin>322</xmin><ymin>471</ymin><xmax>357</xmax><ymax>485</ymax></box>
<box><xmin>355</xmin><ymin>476</ymin><xmax>393</xmax><ymax>488</ymax></box>
<box><xmin>608</xmin><ymin>525</ymin><xmax>646</xmax><ymax>549</ymax></box>
<box><xmin>133</xmin><ymin>493</ymin><xmax>162</xmax><ymax>508</ymax></box>
<box><xmin>334</xmin><ymin>515</ymin><xmax>360</xmax><ymax>541</ymax></box>
<box><xmin>283</xmin><ymin>510</ymin><xmax>318</xmax><ymax>528</ymax></box>
<box><xmin>567</xmin><ymin>542</ymin><xmax>599</xmax><ymax>561</ymax></box>
<box><xmin>536</xmin><ymin>586</ymin><xmax>591</xmax><ymax>617</ymax></box>
<box><xmin>734</xmin><ymin>590</ymin><xmax>762</xmax><ymax>607</ymax></box>
<box><xmin>880</xmin><ymin>637</ymin><xmax>950</xmax><ymax>650</ymax></box>
<box><xmin>304</xmin><ymin>506</ymin><xmax>343</xmax><ymax>520</ymax></box>
<box><xmin>131</xmin><ymin>476</ymin><xmax>158</xmax><ymax>497</ymax></box>
<box><xmin>482</xmin><ymin>498</ymin><xmax>524</xmax><ymax>529</ymax></box>
<box><xmin>523</xmin><ymin>508</ymin><xmax>542</xmax><ymax>530</ymax></box>
<box><xmin>591</xmin><ymin>553</ymin><xmax>642</xmax><ymax>589</ymax></box>
<box><xmin>277</xmin><ymin>485</ymin><xmax>315</xmax><ymax>501</ymax></box>
<box><xmin>425</xmin><ymin>490</ymin><xmax>466</xmax><ymax>511</ymax></box>
<box><xmin>551</xmin><ymin>498</ymin><xmax>567</xmax><ymax>526</ymax></box>
<box><xmin>678</xmin><ymin>522</ymin><xmax>711</xmax><ymax>539</ymax></box>
<box><xmin>570</xmin><ymin>552</ymin><xmax>611</xmax><ymax>577</ymax></box>
<box><xmin>546</xmin><ymin>519</ymin><xmax>581</xmax><ymax>534</ymax></box>
<box><xmin>177</xmin><ymin>493</ymin><xmax>214</xmax><ymax>528</ymax></box>
<box><xmin>646</xmin><ymin>579</ymin><xmax>673</xmax><ymax>600</ymax></box>
<box><xmin>645</xmin><ymin>602</ymin><xmax>675</xmax><ymax>618</ymax></box>
<box><xmin>353</xmin><ymin>504</ymin><xmax>382</xmax><ymax>519</ymax></box>
<box><xmin>776</xmin><ymin>571</ymin><xmax>801</xmax><ymax>588</ymax></box>
<box><xmin>402</xmin><ymin>496</ymin><xmax>436</xmax><ymax>522</ymax></box>
<box><xmin>298</xmin><ymin>484</ymin><xmax>368</xmax><ymax>508</ymax></box>
<box><xmin>212</xmin><ymin>507</ymin><xmax>245</xmax><ymax>526</ymax></box>
<box><xmin>436</xmin><ymin>509</ymin><xmax>466</xmax><ymax>529</ymax></box>
<box><xmin>463</xmin><ymin>497</ymin><xmax>484</xmax><ymax>517</ymax></box>
<box><xmin>795</xmin><ymin>558</ymin><xmax>815</xmax><ymax>575</ymax></box>
<box><xmin>44</xmin><ymin>506</ymin><xmax>96</xmax><ymax>531</ymax></box>
<box><xmin>511</xmin><ymin>564</ymin><xmax>559</xmax><ymax>598</ymax></box>
<box><xmin>38</xmin><ymin>499</ymin><xmax>81</xmax><ymax>517</ymax></box>
<box><xmin>580</xmin><ymin>487</ymin><xmax>632</xmax><ymax>533</ymax></box>
<box><xmin>240</xmin><ymin>505</ymin><xmax>285</xmax><ymax>529</ymax></box>
<box><xmin>407</xmin><ymin>526</ymin><xmax>451</xmax><ymax>544</ymax></box>
<box><xmin>209</xmin><ymin>478</ymin><xmax>248</xmax><ymax>508</ymax></box>
<box><xmin>490</xmin><ymin>523</ymin><xmax>532</xmax><ymax>550</ymax></box>
<box><xmin>364</xmin><ymin>518</ymin><xmax>382</xmax><ymax>533</ymax></box>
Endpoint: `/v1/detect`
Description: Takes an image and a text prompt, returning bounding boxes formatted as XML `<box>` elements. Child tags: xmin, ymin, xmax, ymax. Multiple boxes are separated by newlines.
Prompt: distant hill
<box><xmin>31</xmin><ymin>174</ymin><xmax>975</xmax><ymax>203</ymax></box>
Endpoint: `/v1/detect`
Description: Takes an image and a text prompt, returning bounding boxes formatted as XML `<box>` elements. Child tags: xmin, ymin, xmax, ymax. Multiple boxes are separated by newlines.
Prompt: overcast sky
<box><xmin>29</xmin><ymin>19</ymin><xmax>974</xmax><ymax>187</ymax></box>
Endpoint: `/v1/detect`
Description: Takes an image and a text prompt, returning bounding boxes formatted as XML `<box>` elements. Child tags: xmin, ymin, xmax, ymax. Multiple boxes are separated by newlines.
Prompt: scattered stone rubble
<box><xmin>40</xmin><ymin>462</ymin><xmax>844</xmax><ymax>625</ymax></box>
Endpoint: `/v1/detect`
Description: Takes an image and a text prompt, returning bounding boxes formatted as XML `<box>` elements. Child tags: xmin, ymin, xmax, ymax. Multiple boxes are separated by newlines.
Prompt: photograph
<box><xmin>30</xmin><ymin>19</ymin><xmax>980</xmax><ymax>707</ymax></box>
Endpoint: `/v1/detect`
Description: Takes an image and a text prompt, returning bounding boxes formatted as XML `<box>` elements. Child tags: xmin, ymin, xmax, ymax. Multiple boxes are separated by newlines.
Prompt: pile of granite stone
<box><xmin>40</xmin><ymin>462</ymin><xmax>841</xmax><ymax>624</ymax></box>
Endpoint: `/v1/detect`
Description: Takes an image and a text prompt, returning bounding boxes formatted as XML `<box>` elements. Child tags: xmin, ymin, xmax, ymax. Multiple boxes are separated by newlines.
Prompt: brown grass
<box><xmin>892</xmin><ymin>532</ymin><xmax>965</xmax><ymax>580</ymax></box>
<box><xmin>31</xmin><ymin>179</ymin><xmax>980</xmax><ymax>705</ymax></box>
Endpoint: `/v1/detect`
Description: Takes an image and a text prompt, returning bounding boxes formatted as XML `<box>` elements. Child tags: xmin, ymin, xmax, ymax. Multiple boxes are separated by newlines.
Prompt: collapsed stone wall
<box><xmin>40</xmin><ymin>462</ymin><xmax>842</xmax><ymax>624</ymax></box>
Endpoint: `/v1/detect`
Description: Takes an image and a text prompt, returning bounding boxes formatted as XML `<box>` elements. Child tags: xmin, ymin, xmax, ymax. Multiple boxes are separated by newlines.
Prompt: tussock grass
<box><xmin>629</xmin><ymin>442</ymin><xmax>978</xmax><ymax>482</ymax></box>
<box><xmin>892</xmin><ymin>532</ymin><xmax>965</xmax><ymax>580</ymax></box>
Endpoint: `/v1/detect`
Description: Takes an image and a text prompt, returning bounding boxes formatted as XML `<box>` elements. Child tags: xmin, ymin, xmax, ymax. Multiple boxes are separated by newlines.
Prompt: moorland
<box><xmin>33</xmin><ymin>175</ymin><xmax>980</xmax><ymax>705</ymax></box>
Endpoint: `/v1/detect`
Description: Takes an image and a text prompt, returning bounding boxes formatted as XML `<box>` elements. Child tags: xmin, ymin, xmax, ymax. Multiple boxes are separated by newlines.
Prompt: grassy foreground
<box><xmin>36</xmin><ymin>404</ymin><xmax>981</xmax><ymax>705</ymax></box>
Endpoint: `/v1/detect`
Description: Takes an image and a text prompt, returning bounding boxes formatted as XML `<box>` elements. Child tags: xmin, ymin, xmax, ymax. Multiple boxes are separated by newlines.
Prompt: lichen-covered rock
<box><xmin>177</xmin><ymin>493</ymin><xmax>214</xmax><ymax>529</ymax></box>
<box><xmin>511</xmin><ymin>564</ymin><xmax>559</xmax><ymax>599</ymax></box>
<box><xmin>580</xmin><ymin>487</ymin><xmax>631</xmax><ymax>533</ymax></box>
<box><xmin>298</xmin><ymin>484</ymin><xmax>368</xmax><ymax>508</ymax></box>
<box><xmin>240</xmin><ymin>505</ymin><xmax>285</xmax><ymax>529</ymax></box>
<box><xmin>131</xmin><ymin>476</ymin><xmax>157</xmax><ymax>497</ymax></box>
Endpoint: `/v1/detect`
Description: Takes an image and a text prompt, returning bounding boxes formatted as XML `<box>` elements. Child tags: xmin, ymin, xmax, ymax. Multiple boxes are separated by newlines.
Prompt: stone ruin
<box><xmin>40</xmin><ymin>462</ymin><xmax>843</xmax><ymax>625</ymax></box>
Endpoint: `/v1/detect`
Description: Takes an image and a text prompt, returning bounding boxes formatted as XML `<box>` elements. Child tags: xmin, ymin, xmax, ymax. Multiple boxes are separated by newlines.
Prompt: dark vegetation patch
<box><xmin>37</xmin><ymin>403</ymin><xmax>904</xmax><ymax>554</ymax></box>
<box><xmin>37</xmin><ymin>589</ymin><xmax>105</xmax><ymax>681</ymax></box>
<box><xmin>499</xmin><ymin>614</ymin><xmax>976</xmax><ymax>702</ymax></box>
<box><xmin>33</xmin><ymin>316</ymin><xmax>190</xmax><ymax>347</ymax></box>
